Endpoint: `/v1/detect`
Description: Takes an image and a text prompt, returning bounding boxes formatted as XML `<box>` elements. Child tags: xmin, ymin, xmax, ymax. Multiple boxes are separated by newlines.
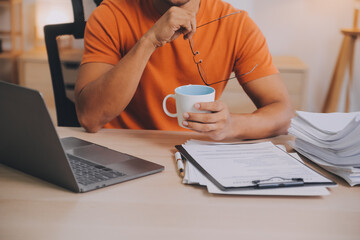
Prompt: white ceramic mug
<box><xmin>163</xmin><ymin>85</ymin><xmax>215</xmax><ymax>128</ymax></box>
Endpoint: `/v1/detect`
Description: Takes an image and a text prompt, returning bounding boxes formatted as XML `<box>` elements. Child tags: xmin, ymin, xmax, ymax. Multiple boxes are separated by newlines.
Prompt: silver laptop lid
<box><xmin>0</xmin><ymin>81</ymin><xmax>79</xmax><ymax>192</ymax></box>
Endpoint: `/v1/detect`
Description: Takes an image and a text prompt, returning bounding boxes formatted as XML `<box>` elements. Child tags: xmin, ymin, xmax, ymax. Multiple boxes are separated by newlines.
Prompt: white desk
<box><xmin>0</xmin><ymin>128</ymin><xmax>359</xmax><ymax>240</ymax></box>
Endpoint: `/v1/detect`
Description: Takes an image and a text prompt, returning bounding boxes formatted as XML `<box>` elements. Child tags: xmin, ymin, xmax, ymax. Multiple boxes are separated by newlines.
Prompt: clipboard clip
<box><xmin>252</xmin><ymin>177</ymin><xmax>304</xmax><ymax>189</ymax></box>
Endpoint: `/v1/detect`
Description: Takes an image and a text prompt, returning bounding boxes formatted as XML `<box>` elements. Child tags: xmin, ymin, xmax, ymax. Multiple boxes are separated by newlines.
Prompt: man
<box><xmin>75</xmin><ymin>0</ymin><xmax>294</xmax><ymax>140</ymax></box>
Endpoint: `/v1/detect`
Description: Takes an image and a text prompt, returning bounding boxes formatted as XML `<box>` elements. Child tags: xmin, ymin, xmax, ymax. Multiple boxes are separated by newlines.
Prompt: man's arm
<box><xmin>75</xmin><ymin>5</ymin><xmax>197</xmax><ymax>133</ymax></box>
<box><xmin>182</xmin><ymin>74</ymin><xmax>295</xmax><ymax>140</ymax></box>
<box><xmin>75</xmin><ymin>36</ymin><xmax>156</xmax><ymax>133</ymax></box>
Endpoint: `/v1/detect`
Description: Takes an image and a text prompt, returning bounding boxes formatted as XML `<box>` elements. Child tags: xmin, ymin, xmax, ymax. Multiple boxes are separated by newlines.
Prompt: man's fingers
<box><xmin>183</xmin><ymin>120</ymin><xmax>218</xmax><ymax>133</ymax></box>
<box><xmin>154</xmin><ymin>7</ymin><xmax>196</xmax><ymax>44</ymax></box>
<box><xmin>177</xmin><ymin>21</ymin><xmax>193</xmax><ymax>40</ymax></box>
<box><xmin>184</xmin><ymin>111</ymin><xmax>220</xmax><ymax>124</ymax></box>
<box><xmin>182</xmin><ymin>100</ymin><xmax>233</xmax><ymax>141</ymax></box>
<box><xmin>196</xmin><ymin>101</ymin><xmax>226</xmax><ymax>112</ymax></box>
<box><xmin>184</xmin><ymin>16</ymin><xmax>196</xmax><ymax>39</ymax></box>
<box><xmin>182</xmin><ymin>101</ymin><xmax>228</xmax><ymax>124</ymax></box>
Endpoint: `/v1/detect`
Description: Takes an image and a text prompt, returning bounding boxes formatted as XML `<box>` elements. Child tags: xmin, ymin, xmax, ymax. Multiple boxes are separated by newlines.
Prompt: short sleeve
<box><xmin>81</xmin><ymin>5</ymin><xmax>121</xmax><ymax>66</ymax></box>
<box><xmin>233</xmin><ymin>13</ymin><xmax>278</xmax><ymax>85</ymax></box>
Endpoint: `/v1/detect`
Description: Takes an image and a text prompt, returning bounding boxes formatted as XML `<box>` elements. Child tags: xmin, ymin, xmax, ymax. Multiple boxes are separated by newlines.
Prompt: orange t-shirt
<box><xmin>81</xmin><ymin>0</ymin><xmax>278</xmax><ymax>131</ymax></box>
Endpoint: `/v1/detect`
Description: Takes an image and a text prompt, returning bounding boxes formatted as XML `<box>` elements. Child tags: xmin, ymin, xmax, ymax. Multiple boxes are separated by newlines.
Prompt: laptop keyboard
<box><xmin>68</xmin><ymin>154</ymin><xmax>126</xmax><ymax>186</ymax></box>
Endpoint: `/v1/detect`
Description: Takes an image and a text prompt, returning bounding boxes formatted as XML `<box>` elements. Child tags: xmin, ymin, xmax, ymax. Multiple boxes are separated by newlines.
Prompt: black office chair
<box><xmin>44</xmin><ymin>0</ymin><xmax>102</xmax><ymax>127</ymax></box>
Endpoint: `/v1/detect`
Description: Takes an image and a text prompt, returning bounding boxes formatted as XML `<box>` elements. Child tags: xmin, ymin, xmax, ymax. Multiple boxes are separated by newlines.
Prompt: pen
<box><xmin>175</xmin><ymin>151</ymin><xmax>185</xmax><ymax>177</ymax></box>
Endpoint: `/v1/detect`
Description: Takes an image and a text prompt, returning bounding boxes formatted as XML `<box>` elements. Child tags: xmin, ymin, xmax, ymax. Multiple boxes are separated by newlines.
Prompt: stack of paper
<box><xmin>288</xmin><ymin>111</ymin><xmax>360</xmax><ymax>186</ymax></box>
<box><xmin>179</xmin><ymin>140</ymin><xmax>334</xmax><ymax>196</ymax></box>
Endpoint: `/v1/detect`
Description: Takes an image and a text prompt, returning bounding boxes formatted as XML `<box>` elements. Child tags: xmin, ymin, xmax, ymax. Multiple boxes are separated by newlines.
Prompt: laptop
<box><xmin>0</xmin><ymin>81</ymin><xmax>164</xmax><ymax>192</ymax></box>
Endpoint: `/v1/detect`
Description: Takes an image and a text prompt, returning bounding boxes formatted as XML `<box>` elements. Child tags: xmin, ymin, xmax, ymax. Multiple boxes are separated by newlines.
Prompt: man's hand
<box><xmin>182</xmin><ymin>100</ymin><xmax>234</xmax><ymax>141</ymax></box>
<box><xmin>181</xmin><ymin>74</ymin><xmax>295</xmax><ymax>141</ymax></box>
<box><xmin>145</xmin><ymin>6</ymin><xmax>197</xmax><ymax>48</ymax></box>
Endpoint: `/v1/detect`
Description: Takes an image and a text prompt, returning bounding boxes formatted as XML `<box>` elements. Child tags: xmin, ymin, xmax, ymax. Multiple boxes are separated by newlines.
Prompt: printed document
<box><xmin>182</xmin><ymin>141</ymin><xmax>332</xmax><ymax>188</ymax></box>
<box><xmin>288</xmin><ymin>111</ymin><xmax>360</xmax><ymax>186</ymax></box>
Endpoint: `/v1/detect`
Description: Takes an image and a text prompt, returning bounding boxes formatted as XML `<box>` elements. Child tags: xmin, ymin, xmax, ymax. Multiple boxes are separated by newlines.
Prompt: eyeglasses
<box><xmin>189</xmin><ymin>11</ymin><xmax>258</xmax><ymax>86</ymax></box>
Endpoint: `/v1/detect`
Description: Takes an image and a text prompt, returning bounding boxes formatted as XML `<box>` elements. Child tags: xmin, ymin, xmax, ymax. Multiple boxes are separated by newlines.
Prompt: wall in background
<box><xmin>0</xmin><ymin>4</ymin><xmax>11</xmax><ymax>50</ymax></box>
<box><xmin>21</xmin><ymin>0</ymin><xmax>36</xmax><ymax>51</ymax></box>
<box><xmin>223</xmin><ymin>0</ymin><xmax>253</xmax><ymax>14</ymax></box>
<box><xmin>225</xmin><ymin>0</ymin><xmax>360</xmax><ymax>112</ymax></box>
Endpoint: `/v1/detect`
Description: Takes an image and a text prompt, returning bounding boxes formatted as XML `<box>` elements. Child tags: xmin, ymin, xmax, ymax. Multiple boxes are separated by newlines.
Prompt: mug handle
<box><xmin>163</xmin><ymin>94</ymin><xmax>177</xmax><ymax>118</ymax></box>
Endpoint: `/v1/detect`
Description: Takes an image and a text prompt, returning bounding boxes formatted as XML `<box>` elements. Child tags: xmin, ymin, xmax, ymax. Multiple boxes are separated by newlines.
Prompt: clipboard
<box><xmin>175</xmin><ymin>143</ymin><xmax>336</xmax><ymax>191</ymax></box>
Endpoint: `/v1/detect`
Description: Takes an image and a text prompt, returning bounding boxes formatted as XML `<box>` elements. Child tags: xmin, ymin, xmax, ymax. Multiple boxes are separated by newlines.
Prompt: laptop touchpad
<box><xmin>67</xmin><ymin>145</ymin><xmax>133</xmax><ymax>166</ymax></box>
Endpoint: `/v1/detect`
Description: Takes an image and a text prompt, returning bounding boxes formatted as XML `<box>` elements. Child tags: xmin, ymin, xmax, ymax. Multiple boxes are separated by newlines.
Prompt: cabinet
<box><xmin>220</xmin><ymin>56</ymin><xmax>308</xmax><ymax>112</ymax></box>
<box><xmin>0</xmin><ymin>0</ymin><xmax>23</xmax><ymax>83</ymax></box>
